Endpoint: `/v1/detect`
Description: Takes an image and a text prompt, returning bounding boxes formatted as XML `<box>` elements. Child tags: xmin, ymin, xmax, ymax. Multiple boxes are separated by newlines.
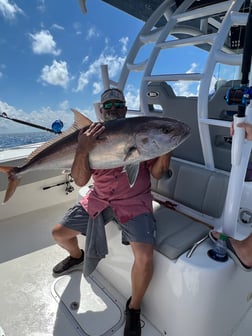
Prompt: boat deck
<box><xmin>0</xmin><ymin>202</ymin><xmax>162</xmax><ymax>336</ymax></box>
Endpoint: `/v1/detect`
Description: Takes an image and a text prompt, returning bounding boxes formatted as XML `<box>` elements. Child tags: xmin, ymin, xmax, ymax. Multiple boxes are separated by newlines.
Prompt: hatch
<box><xmin>51</xmin><ymin>271</ymin><xmax>125</xmax><ymax>336</ymax></box>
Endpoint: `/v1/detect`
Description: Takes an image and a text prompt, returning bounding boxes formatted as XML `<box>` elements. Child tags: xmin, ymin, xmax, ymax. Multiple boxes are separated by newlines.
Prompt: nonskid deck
<box><xmin>0</xmin><ymin>202</ymin><xmax>162</xmax><ymax>336</ymax></box>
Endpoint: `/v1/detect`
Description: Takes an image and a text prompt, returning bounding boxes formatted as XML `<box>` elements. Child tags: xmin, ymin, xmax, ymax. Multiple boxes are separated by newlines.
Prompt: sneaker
<box><xmin>124</xmin><ymin>297</ymin><xmax>141</xmax><ymax>336</ymax></box>
<box><xmin>53</xmin><ymin>249</ymin><xmax>84</xmax><ymax>275</ymax></box>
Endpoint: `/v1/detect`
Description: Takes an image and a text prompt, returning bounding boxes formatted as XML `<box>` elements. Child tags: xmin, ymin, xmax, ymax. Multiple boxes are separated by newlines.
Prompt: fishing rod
<box><xmin>224</xmin><ymin>2</ymin><xmax>252</xmax><ymax>166</ymax></box>
<box><xmin>225</xmin><ymin>3</ymin><xmax>252</xmax><ymax>112</ymax></box>
<box><xmin>222</xmin><ymin>2</ymin><xmax>252</xmax><ymax>236</ymax></box>
<box><xmin>0</xmin><ymin>111</ymin><xmax>64</xmax><ymax>134</ymax></box>
<box><xmin>43</xmin><ymin>174</ymin><xmax>74</xmax><ymax>194</ymax></box>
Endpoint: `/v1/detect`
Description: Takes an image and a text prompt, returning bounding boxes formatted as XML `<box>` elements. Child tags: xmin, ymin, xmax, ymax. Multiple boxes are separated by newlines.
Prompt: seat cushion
<box><xmin>153</xmin><ymin>201</ymin><xmax>209</xmax><ymax>259</ymax></box>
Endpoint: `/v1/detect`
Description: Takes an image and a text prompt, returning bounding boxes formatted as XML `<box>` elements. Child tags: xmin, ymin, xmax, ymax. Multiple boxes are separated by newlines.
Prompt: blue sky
<box><xmin>0</xmin><ymin>0</ymin><xmax>145</xmax><ymax>133</ymax></box>
<box><xmin>0</xmin><ymin>0</ymin><xmax>237</xmax><ymax>134</ymax></box>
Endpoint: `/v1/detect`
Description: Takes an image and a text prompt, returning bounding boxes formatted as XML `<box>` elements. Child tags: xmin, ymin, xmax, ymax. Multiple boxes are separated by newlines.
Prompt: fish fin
<box><xmin>71</xmin><ymin>108</ymin><xmax>92</xmax><ymax>129</ymax></box>
<box><xmin>123</xmin><ymin>146</ymin><xmax>139</xmax><ymax>162</ymax></box>
<box><xmin>0</xmin><ymin>165</ymin><xmax>13</xmax><ymax>174</ymax></box>
<box><xmin>27</xmin><ymin>109</ymin><xmax>93</xmax><ymax>162</ymax></box>
<box><xmin>0</xmin><ymin>166</ymin><xmax>20</xmax><ymax>203</ymax></box>
<box><xmin>4</xmin><ymin>178</ymin><xmax>21</xmax><ymax>203</ymax></box>
<box><xmin>123</xmin><ymin>163</ymin><xmax>140</xmax><ymax>187</ymax></box>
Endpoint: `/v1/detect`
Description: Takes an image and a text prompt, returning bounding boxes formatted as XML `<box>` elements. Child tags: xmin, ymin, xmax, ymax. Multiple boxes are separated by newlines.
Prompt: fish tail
<box><xmin>0</xmin><ymin>166</ymin><xmax>20</xmax><ymax>203</ymax></box>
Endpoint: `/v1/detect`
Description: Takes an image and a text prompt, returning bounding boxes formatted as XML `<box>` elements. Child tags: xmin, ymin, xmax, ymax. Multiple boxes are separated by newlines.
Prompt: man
<box><xmin>52</xmin><ymin>88</ymin><xmax>171</xmax><ymax>335</ymax></box>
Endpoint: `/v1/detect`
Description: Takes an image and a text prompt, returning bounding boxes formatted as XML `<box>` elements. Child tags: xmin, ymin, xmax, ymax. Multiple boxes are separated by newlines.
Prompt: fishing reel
<box><xmin>51</xmin><ymin>119</ymin><xmax>64</xmax><ymax>133</ymax></box>
<box><xmin>43</xmin><ymin>173</ymin><xmax>74</xmax><ymax>194</ymax></box>
<box><xmin>65</xmin><ymin>174</ymin><xmax>75</xmax><ymax>194</ymax></box>
<box><xmin>225</xmin><ymin>85</ymin><xmax>252</xmax><ymax>106</ymax></box>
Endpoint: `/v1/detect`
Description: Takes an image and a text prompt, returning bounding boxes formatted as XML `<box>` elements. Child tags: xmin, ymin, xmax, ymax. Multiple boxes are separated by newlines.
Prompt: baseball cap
<box><xmin>101</xmin><ymin>88</ymin><xmax>125</xmax><ymax>104</ymax></box>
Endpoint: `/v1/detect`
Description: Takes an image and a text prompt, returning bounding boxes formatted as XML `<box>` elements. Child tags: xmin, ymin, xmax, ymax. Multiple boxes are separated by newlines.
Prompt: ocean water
<box><xmin>0</xmin><ymin>131</ymin><xmax>56</xmax><ymax>149</ymax></box>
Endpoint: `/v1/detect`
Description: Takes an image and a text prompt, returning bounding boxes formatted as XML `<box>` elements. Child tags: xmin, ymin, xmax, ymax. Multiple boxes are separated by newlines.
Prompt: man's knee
<box><xmin>52</xmin><ymin>223</ymin><xmax>69</xmax><ymax>241</ymax></box>
<box><xmin>131</xmin><ymin>243</ymin><xmax>154</xmax><ymax>269</ymax></box>
<box><xmin>52</xmin><ymin>223</ymin><xmax>80</xmax><ymax>242</ymax></box>
<box><xmin>138</xmin><ymin>252</ymin><xmax>153</xmax><ymax>268</ymax></box>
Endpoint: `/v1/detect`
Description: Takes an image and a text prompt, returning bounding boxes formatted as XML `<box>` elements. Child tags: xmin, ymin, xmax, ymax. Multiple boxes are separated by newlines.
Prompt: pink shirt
<box><xmin>80</xmin><ymin>160</ymin><xmax>156</xmax><ymax>223</ymax></box>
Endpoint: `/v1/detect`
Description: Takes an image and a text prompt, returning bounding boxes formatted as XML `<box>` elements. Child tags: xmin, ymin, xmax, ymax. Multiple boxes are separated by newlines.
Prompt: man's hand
<box><xmin>71</xmin><ymin>123</ymin><xmax>105</xmax><ymax>186</ymax></box>
<box><xmin>78</xmin><ymin>122</ymin><xmax>105</xmax><ymax>153</ymax></box>
<box><xmin>237</xmin><ymin>122</ymin><xmax>252</xmax><ymax>141</ymax></box>
<box><xmin>150</xmin><ymin>152</ymin><xmax>172</xmax><ymax>179</ymax></box>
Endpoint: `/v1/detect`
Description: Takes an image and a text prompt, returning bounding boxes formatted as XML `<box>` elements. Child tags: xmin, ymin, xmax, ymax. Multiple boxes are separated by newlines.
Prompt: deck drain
<box><xmin>70</xmin><ymin>301</ymin><xmax>79</xmax><ymax>310</ymax></box>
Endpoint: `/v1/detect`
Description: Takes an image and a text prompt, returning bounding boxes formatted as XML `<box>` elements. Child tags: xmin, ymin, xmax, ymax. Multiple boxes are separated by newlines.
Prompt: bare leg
<box><xmin>52</xmin><ymin>223</ymin><xmax>82</xmax><ymax>259</ymax></box>
<box><xmin>129</xmin><ymin>242</ymin><xmax>154</xmax><ymax>309</ymax></box>
<box><xmin>212</xmin><ymin>232</ymin><xmax>252</xmax><ymax>268</ymax></box>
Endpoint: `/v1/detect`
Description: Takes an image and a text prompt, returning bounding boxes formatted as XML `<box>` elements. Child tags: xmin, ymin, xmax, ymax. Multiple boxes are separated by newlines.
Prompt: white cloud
<box><xmin>59</xmin><ymin>100</ymin><xmax>69</xmax><ymax>110</ymax></box>
<box><xmin>0</xmin><ymin>101</ymin><xmax>30</xmax><ymax>132</ymax></box>
<box><xmin>73</xmin><ymin>22</ymin><xmax>82</xmax><ymax>35</ymax></box>
<box><xmin>51</xmin><ymin>23</ymin><xmax>64</xmax><ymax>31</ymax></box>
<box><xmin>186</xmin><ymin>62</ymin><xmax>197</xmax><ymax>74</ymax></box>
<box><xmin>32</xmin><ymin>106</ymin><xmax>74</xmax><ymax>130</ymax></box>
<box><xmin>0</xmin><ymin>0</ymin><xmax>23</xmax><ymax>20</ymax></box>
<box><xmin>75</xmin><ymin>52</ymin><xmax>126</xmax><ymax>93</ymax></box>
<box><xmin>119</xmin><ymin>36</ymin><xmax>128</xmax><ymax>55</ymax></box>
<box><xmin>124</xmin><ymin>87</ymin><xmax>140</xmax><ymax>110</ymax></box>
<box><xmin>92</xmin><ymin>82</ymin><xmax>102</xmax><ymax>95</ymax></box>
<box><xmin>87</xmin><ymin>26</ymin><xmax>100</xmax><ymax>40</ymax></box>
<box><xmin>173</xmin><ymin>63</ymin><xmax>199</xmax><ymax>96</ymax></box>
<box><xmin>36</xmin><ymin>0</ymin><xmax>45</xmax><ymax>13</ymax></box>
<box><xmin>76</xmin><ymin>74</ymin><xmax>89</xmax><ymax>92</ymax></box>
<box><xmin>40</xmin><ymin>60</ymin><xmax>70</xmax><ymax>88</ymax></box>
<box><xmin>82</xmin><ymin>56</ymin><xmax>89</xmax><ymax>64</ymax></box>
<box><xmin>0</xmin><ymin>100</ymin><xmax>17</xmax><ymax>115</ymax></box>
<box><xmin>30</xmin><ymin>30</ymin><xmax>61</xmax><ymax>56</ymax></box>
<box><xmin>0</xmin><ymin>63</ymin><xmax>6</xmax><ymax>78</ymax></box>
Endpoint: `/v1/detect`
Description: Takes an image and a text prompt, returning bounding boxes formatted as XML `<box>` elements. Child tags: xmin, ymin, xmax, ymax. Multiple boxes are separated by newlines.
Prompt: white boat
<box><xmin>1</xmin><ymin>0</ymin><xmax>252</xmax><ymax>335</ymax></box>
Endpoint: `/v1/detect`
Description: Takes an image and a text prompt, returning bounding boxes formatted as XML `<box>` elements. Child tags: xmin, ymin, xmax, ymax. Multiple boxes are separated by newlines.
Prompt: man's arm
<box><xmin>150</xmin><ymin>152</ymin><xmax>172</xmax><ymax>180</ymax></box>
<box><xmin>71</xmin><ymin>123</ymin><xmax>105</xmax><ymax>186</ymax></box>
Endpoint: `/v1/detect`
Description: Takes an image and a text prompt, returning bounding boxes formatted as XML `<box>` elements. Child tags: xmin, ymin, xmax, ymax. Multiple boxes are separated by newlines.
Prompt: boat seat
<box><xmin>151</xmin><ymin>159</ymin><xmax>229</xmax><ymax>259</ymax></box>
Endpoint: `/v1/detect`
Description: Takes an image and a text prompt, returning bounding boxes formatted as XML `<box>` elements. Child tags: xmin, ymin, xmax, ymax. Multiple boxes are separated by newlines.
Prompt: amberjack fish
<box><xmin>0</xmin><ymin>109</ymin><xmax>190</xmax><ymax>203</ymax></box>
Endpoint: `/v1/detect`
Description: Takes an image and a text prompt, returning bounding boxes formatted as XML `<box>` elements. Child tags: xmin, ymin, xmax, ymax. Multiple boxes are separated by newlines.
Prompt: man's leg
<box><xmin>52</xmin><ymin>224</ymin><xmax>82</xmax><ymax>259</ymax></box>
<box><xmin>124</xmin><ymin>242</ymin><xmax>154</xmax><ymax>336</ymax></box>
<box><xmin>129</xmin><ymin>242</ymin><xmax>154</xmax><ymax>309</ymax></box>
<box><xmin>121</xmin><ymin>213</ymin><xmax>155</xmax><ymax>335</ymax></box>
<box><xmin>51</xmin><ymin>203</ymin><xmax>89</xmax><ymax>275</ymax></box>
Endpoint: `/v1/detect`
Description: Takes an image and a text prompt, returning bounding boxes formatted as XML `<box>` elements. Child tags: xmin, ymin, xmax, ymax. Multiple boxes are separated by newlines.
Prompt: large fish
<box><xmin>0</xmin><ymin>109</ymin><xmax>190</xmax><ymax>203</ymax></box>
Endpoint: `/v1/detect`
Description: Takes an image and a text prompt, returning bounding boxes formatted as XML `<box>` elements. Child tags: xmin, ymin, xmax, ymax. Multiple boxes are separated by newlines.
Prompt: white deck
<box><xmin>0</xmin><ymin>202</ymin><xmax>162</xmax><ymax>336</ymax></box>
<box><xmin>0</xmin><ymin>202</ymin><xmax>75</xmax><ymax>336</ymax></box>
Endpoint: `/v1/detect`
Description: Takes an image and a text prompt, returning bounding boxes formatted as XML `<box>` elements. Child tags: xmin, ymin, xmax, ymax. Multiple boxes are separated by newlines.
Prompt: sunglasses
<box><xmin>102</xmin><ymin>101</ymin><xmax>125</xmax><ymax>110</ymax></box>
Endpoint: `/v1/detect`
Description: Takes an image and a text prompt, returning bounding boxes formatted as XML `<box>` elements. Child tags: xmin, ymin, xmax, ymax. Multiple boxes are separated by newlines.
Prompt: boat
<box><xmin>1</xmin><ymin>0</ymin><xmax>252</xmax><ymax>335</ymax></box>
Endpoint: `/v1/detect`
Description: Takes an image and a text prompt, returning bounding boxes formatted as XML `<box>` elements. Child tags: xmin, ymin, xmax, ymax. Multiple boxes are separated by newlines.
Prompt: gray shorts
<box><xmin>60</xmin><ymin>202</ymin><xmax>156</xmax><ymax>245</ymax></box>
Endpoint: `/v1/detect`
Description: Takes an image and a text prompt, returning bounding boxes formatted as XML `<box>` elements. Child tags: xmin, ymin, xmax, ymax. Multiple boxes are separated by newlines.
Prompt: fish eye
<box><xmin>161</xmin><ymin>126</ymin><xmax>171</xmax><ymax>134</ymax></box>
